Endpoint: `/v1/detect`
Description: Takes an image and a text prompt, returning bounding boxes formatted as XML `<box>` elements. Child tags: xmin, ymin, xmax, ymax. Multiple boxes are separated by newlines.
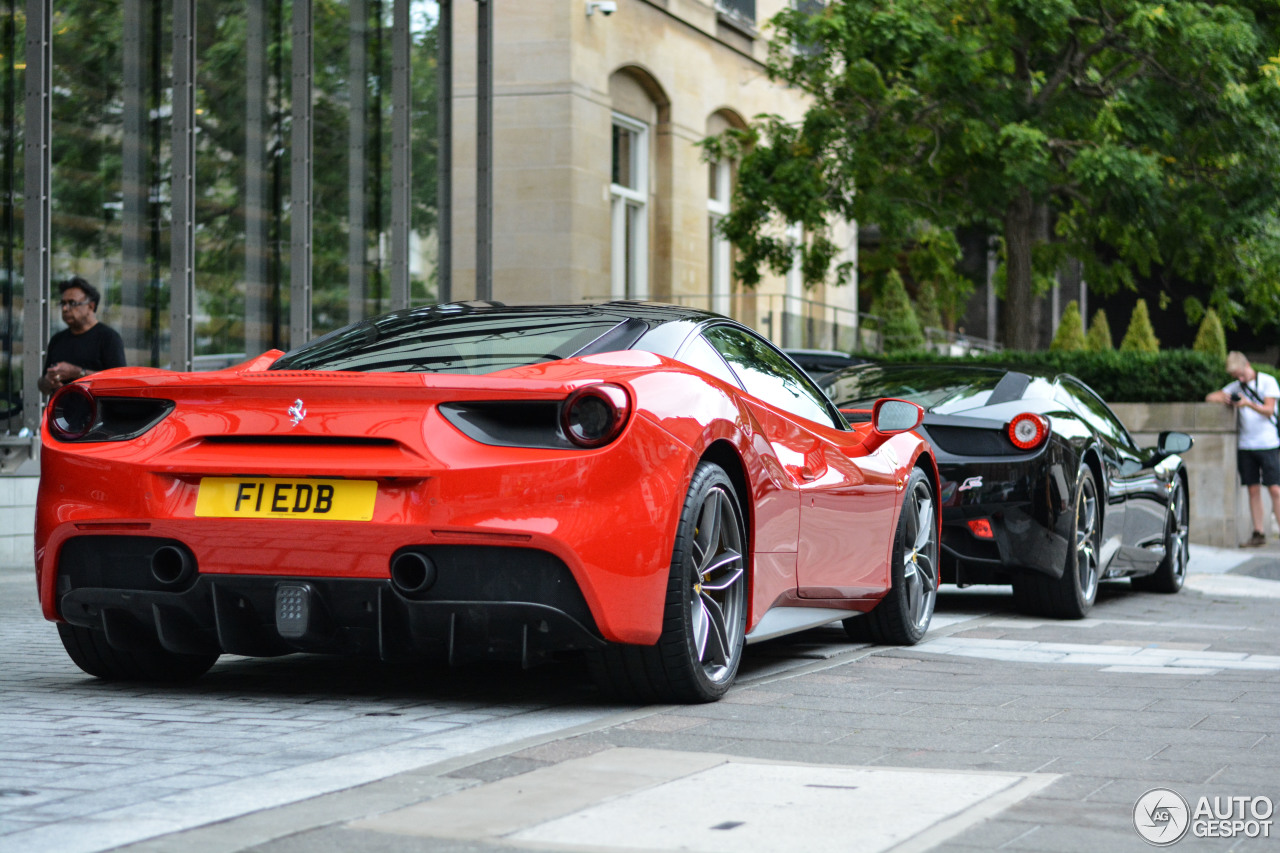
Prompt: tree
<box><xmin>1086</xmin><ymin>309</ymin><xmax>1114</xmax><ymax>352</ymax></box>
<box><xmin>1120</xmin><ymin>299</ymin><xmax>1160</xmax><ymax>352</ymax></box>
<box><xmin>1193</xmin><ymin>309</ymin><xmax>1228</xmax><ymax>363</ymax></box>
<box><xmin>1050</xmin><ymin>301</ymin><xmax>1086</xmax><ymax>352</ymax></box>
<box><xmin>707</xmin><ymin>1</ymin><xmax>1280</xmax><ymax>349</ymax></box>
<box><xmin>879</xmin><ymin>270</ymin><xmax>925</xmax><ymax>354</ymax></box>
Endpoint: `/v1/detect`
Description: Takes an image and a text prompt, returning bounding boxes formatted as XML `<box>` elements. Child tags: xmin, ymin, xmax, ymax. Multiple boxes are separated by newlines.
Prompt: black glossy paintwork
<box><xmin>823</xmin><ymin>364</ymin><xmax>1188</xmax><ymax>587</ymax></box>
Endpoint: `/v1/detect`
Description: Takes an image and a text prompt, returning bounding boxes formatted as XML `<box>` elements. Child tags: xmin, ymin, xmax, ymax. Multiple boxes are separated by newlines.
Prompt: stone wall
<box><xmin>1109</xmin><ymin>402</ymin><xmax>1244</xmax><ymax>548</ymax></box>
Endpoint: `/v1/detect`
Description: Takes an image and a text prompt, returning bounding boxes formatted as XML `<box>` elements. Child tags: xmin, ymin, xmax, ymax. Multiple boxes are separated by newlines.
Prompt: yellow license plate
<box><xmin>195</xmin><ymin>478</ymin><xmax>377</xmax><ymax>521</ymax></box>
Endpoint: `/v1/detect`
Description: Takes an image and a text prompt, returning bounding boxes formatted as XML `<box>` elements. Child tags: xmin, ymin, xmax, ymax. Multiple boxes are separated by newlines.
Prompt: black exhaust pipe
<box><xmin>151</xmin><ymin>544</ymin><xmax>196</xmax><ymax>587</ymax></box>
<box><xmin>390</xmin><ymin>551</ymin><xmax>437</xmax><ymax>595</ymax></box>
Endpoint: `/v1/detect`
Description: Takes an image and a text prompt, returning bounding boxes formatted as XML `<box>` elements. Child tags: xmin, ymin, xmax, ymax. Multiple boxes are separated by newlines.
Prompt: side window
<box><xmin>1061</xmin><ymin>378</ymin><xmax>1139</xmax><ymax>453</ymax></box>
<box><xmin>674</xmin><ymin>334</ymin><xmax>741</xmax><ymax>388</ymax></box>
<box><xmin>703</xmin><ymin>326</ymin><xmax>842</xmax><ymax>429</ymax></box>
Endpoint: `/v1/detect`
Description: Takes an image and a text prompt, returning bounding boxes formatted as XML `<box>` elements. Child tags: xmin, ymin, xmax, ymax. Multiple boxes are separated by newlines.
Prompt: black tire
<box><xmin>1012</xmin><ymin>465</ymin><xmax>1100</xmax><ymax>619</ymax></box>
<box><xmin>1132</xmin><ymin>477</ymin><xmax>1188</xmax><ymax>594</ymax></box>
<box><xmin>586</xmin><ymin>461</ymin><xmax>747</xmax><ymax>703</ymax></box>
<box><xmin>57</xmin><ymin>622</ymin><xmax>218</xmax><ymax>682</ymax></box>
<box><xmin>843</xmin><ymin>467</ymin><xmax>937</xmax><ymax>645</ymax></box>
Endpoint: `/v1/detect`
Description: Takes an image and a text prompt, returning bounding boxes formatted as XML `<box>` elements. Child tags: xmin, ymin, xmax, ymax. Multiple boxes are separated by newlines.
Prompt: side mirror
<box><xmin>1157</xmin><ymin>430</ymin><xmax>1194</xmax><ymax>456</ymax></box>
<box><xmin>853</xmin><ymin>398</ymin><xmax>924</xmax><ymax>455</ymax></box>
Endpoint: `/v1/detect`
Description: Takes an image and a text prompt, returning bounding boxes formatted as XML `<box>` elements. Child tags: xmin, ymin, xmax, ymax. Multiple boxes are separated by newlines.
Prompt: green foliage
<box><xmin>1192</xmin><ymin>309</ymin><xmax>1228</xmax><ymax>363</ymax></box>
<box><xmin>1120</xmin><ymin>299</ymin><xmax>1160</xmax><ymax>353</ymax></box>
<box><xmin>1050</xmin><ymin>301</ymin><xmax>1086</xmax><ymax>352</ymax></box>
<box><xmin>1086</xmin><ymin>309</ymin><xmax>1114</xmax><ymax>352</ymax></box>
<box><xmin>714</xmin><ymin>1</ymin><xmax>1280</xmax><ymax>349</ymax></box>
<box><xmin>876</xmin><ymin>349</ymin><xmax>1226</xmax><ymax>403</ymax></box>
<box><xmin>879</xmin><ymin>270</ymin><xmax>925</xmax><ymax>355</ymax></box>
<box><xmin>915</xmin><ymin>279</ymin><xmax>942</xmax><ymax>338</ymax></box>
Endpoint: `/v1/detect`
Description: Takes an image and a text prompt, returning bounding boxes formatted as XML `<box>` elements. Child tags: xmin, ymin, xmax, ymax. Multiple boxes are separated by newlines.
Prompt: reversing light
<box><xmin>967</xmin><ymin>518</ymin><xmax>995</xmax><ymax>540</ymax></box>
<box><xmin>48</xmin><ymin>385</ymin><xmax>98</xmax><ymax>441</ymax></box>
<box><xmin>1007</xmin><ymin>412</ymin><xmax>1049</xmax><ymax>450</ymax></box>
<box><xmin>561</xmin><ymin>383</ymin><xmax>630</xmax><ymax>448</ymax></box>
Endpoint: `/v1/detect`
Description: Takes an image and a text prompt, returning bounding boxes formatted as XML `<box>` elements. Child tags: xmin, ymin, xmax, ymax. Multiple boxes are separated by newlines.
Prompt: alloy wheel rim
<box><xmin>1076</xmin><ymin>477</ymin><xmax>1099</xmax><ymax>601</ymax></box>
<box><xmin>1170</xmin><ymin>483</ymin><xmax>1189</xmax><ymax>581</ymax></box>
<box><xmin>688</xmin><ymin>485</ymin><xmax>745</xmax><ymax>684</ymax></box>
<box><xmin>903</xmin><ymin>479</ymin><xmax>938</xmax><ymax>633</ymax></box>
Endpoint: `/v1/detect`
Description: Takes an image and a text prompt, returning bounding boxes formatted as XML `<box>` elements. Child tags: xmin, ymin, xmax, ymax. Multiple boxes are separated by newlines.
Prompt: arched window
<box><xmin>610</xmin><ymin>113</ymin><xmax>649</xmax><ymax>300</ymax></box>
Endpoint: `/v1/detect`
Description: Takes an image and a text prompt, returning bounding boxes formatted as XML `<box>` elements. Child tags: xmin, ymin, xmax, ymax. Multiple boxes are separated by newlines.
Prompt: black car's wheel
<box><xmin>57</xmin><ymin>622</ymin><xmax>218</xmax><ymax>681</ymax></box>
<box><xmin>587</xmin><ymin>461</ymin><xmax>747</xmax><ymax>703</ymax></box>
<box><xmin>1013</xmin><ymin>465</ymin><xmax>1100</xmax><ymax>619</ymax></box>
<box><xmin>1132</xmin><ymin>478</ymin><xmax>1189</xmax><ymax>594</ymax></box>
<box><xmin>843</xmin><ymin>467</ymin><xmax>937</xmax><ymax>645</ymax></box>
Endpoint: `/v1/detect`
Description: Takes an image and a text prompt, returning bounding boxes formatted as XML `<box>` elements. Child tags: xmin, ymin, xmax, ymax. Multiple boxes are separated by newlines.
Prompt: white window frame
<box><xmin>708</xmin><ymin>158</ymin><xmax>732</xmax><ymax>315</ymax></box>
<box><xmin>610</xmin><ymin>113</ymin><xmax>649</xmax><ymax>300</ymax></box>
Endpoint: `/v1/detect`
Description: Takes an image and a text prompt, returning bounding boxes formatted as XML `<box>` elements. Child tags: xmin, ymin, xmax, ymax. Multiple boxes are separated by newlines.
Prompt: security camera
<box><xmin>586</xmin><ymin>1</ymin><xmax>617</xmax><ymax>16</ymax></box>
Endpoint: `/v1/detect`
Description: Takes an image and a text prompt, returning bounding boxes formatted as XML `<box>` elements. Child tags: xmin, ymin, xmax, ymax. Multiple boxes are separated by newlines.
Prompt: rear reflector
<box><xmin>967</xmin><ymin>518</ymin><xmax>995</xmax><ymax>539</ymax></box>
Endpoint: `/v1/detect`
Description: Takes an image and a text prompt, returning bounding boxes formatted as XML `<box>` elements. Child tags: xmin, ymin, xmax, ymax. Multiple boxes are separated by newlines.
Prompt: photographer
<box><xmin>1207</xmin><ymin>351</ymin><xmax>1280</xmax><ymax>547</ymax></box>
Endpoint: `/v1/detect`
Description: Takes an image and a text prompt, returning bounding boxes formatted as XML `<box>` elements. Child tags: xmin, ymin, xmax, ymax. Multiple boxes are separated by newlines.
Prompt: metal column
<box><xmin>437</xmin><ymin>0</ymin><xmax>452</xmax><ymax>302</ymax></box>
<box><xmin>170</xmin><ymin>0</ymin><xmax>197</xmax><ymax>372</ymax></box>
<box><xmin>21</xmin><ymin>0</ymin><xmax>51</xmax><ymax>437</ymax></box>
<box><xmin>245</xmin><ymin>0</ymin><xmax>270</xmax><ymax>356</ymax></box>
<box><xmin>290</xmin><ymin>0</ymin><xmax>314</xmax><ymax>347</ymax></box>
<box><xmin>475</xmin><ymin>0</ymin><xmax>492</xmax><ymax>301</ymax></box>
<box><xmin>347</xmin><ymin>0</ymin><xmax>367</xmax><ymax>323</ymax></box>
<box><xmin>390</xmin><ymin>0</ymin><xmax>411</xmax><ymax>309</ymax></box>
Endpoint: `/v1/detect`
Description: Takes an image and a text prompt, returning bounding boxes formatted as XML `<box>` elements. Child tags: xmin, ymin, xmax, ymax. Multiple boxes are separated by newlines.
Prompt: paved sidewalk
<box><xmin>4</xmin><ymin>546</ymin><xmax>1279</xmax><ymax>853</ymax></box>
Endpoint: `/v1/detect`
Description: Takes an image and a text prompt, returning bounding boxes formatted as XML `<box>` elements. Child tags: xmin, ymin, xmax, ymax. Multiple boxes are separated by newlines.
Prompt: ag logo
<box><xmin>1134</xmin><ymin>788</ymin><xmax>1190</xmax><ymax>845</ymax></box>
<box><xmin>287</xmin><ymin>398</ymin><xmax>307</xmax><ymax>427</ymax></box>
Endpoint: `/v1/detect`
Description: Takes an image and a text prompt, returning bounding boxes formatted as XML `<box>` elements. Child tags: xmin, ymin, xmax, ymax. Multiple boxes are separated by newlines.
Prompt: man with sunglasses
<box><xmin>36</xmin><ymin>276</ymin><xmax>126</xmax><ymax>395</ymax></box>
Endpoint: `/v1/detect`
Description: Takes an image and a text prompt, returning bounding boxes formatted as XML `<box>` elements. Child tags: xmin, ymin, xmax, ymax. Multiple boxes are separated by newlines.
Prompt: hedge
<box><xmin>863</xmin><ymin>349</ymin><xmax>1229</xmax><ymax>403</ymax></box>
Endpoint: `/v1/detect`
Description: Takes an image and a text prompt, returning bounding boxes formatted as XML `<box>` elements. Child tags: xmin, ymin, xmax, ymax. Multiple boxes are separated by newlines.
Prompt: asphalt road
<box><xmin>2</xmin><ymin>546</ymin><xmax>1278</xmax><ymax>853</ymax></box>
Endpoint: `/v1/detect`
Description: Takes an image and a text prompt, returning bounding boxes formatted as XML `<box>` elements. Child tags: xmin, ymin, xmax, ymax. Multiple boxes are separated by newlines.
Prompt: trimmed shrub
<box><xmin>880</xmin><ymin>270</ymin><xmax>925</xmax><ymax>354</ymax></box>
<box><xmin>1119</xmin><ymin>299</ymin><xmax>1160</xmax><ymax>352</ymax></box>
<box><xmin>1192</xmin><ymin>308</ymin><xmax>1227</xmax><ymax>363</ymax></box>
<box><xmin>1086</xmin><ymin>309</ymin><xmax>1114</xmax><ymax>351</ymax></box>
<box><xmin>1050</xmin><ymin>300</ymin><xmax>1086</xmax><ymax>351</ymax></box>
<box><xmin>869</xmin><ymin>349</ymin><xmax>1227</xmax><ymax>403</ymax></box>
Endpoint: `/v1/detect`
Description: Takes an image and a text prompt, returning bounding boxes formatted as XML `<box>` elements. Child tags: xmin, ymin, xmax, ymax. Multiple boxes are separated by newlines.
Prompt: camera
<box><xmin>1230</xmin><ymin>392</ymin><xmax>1242</xmax><ymax>403</ymax></box>
<box><xmin>586</xmin><ymin>1</ymin><xmax>616</xmax><ymax>15</ymax></box>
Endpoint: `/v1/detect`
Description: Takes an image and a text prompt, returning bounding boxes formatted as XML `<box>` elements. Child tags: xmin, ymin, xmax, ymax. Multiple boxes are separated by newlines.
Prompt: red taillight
<box><xmin>561</xmin><ymin>383</ymin><xmax>631</xmax><ymax>448</ymax></box>
<box><xmin>967</xmin><ymin>518</ymin><xmax>995</xmax><ymax>539</ymax></box>
<box><xmin>47</xmin><ymin>384</ymin><xmax>98</xmax><ymax>441</ymax></box>
<box><xmin>1007</xmin><ymin>412</ymin><xmax>1049</xmax><ymax>450</ymax></box>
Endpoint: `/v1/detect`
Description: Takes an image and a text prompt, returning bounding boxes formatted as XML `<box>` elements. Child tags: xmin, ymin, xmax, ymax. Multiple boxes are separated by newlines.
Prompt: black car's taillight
<box><xmin>1007</xmin><ymin>412</ymin><xmax>1049</xmax><ymax>450</ymax></box>
<box><xmin>47</xmin><ymin>387</ymin><xmax>174</xmax><ymax>443</ymax></box>
<box><xmin>561</xmin><ymin>383</ymin><xmax>631</xmax><ymax>448</ymax></box>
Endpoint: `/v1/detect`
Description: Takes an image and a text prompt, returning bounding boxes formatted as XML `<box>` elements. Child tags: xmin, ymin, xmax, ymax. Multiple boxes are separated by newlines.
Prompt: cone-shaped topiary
<box><xmin>1120</xmin><ymin>299</ymin><xmax>1160</xmax><ymax>353</ymax></box>
<box><xmin>1050</xmin><ymin>300</ymin><xmax>1086</xmax><ymax>351</ymax></box>
<box><xmin>1086</xmin><ymin>309</ymin><xmax>1114</xmax><ymax>351</ymax></box>
<box><xmin>880</xmin><ymin>270</ymin><xmax>925</xmax><ymax>354</ymax></box>
<box><xmin>1192</xmin><ymin>308</ymin><xmax>1227</xmax><ymax>363</ymax></box>
<box><xmin>916</xmin><ymin>279</ymin><xmax>942</xmax><ymax>341</ymax></box>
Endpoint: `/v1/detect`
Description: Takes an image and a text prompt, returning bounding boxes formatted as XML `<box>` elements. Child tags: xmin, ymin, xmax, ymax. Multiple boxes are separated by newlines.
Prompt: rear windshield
<box><xmin>821</xmin><ymin>365</ymin><xmax>1010</xmax><ymax>414</ymax></box>
<box><xmin>271</xmin><ymin>309</ymin><xmax>631</xmax><ymax>374</ymax></box>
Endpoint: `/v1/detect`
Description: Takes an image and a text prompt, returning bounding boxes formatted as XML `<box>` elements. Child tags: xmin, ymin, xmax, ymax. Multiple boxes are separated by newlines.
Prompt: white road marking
<box><xmin>913</xmin><ymin>637</ymin><xmax>1280</xmax><ymax>674</ymax></box>
<box><xmin>354</xmin><ymin>747</ymin><xmax>1060</xmax><ymax>853</ymax></box>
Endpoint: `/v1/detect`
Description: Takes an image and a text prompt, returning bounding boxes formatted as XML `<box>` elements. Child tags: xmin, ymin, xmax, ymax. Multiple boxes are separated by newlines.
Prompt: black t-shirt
<box><xmin>46</xmin><ymin>323</ymin><xmax>127</xmax><ymax>373</ymax></box>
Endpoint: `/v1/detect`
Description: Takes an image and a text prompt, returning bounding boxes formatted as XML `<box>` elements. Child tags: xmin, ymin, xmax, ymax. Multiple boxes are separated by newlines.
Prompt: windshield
<box><xmin>271</xmin><ymin>307</ymin><xmax>633</xmax><ymax>374</ymax></box>
<box><xmin>820</xmin><ymin>365</ymin><xmax>1012</xmax><ymax>413</ymax></box>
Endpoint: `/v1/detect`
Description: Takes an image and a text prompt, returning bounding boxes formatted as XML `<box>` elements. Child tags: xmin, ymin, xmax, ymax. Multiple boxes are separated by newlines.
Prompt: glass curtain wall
<box><xmin>0</xmin><ymin>0</ymin><xmax>21</xmax><ymax>438</ymax></box>
<box><xmin>9</xmin><ymin>0</ymin><xmax>439</xmax><ymax>440</ymax></box>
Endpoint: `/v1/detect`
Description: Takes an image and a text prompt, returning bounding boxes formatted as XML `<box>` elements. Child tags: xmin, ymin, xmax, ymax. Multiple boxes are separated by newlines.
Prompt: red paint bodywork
<box><xmin>36</xmin><ymin>349</ymin><xmax>936</xmax><ymax>647</ymax></box>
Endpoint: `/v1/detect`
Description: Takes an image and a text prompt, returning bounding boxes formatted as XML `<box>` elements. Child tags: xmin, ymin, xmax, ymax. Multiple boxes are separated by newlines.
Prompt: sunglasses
<box><xmin>59</xmin><ymin>299</ymin><xmax>90</xmax><ymax>309</ymax></box>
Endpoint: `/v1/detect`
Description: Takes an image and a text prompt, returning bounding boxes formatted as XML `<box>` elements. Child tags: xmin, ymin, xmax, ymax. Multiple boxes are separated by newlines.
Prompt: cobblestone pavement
<box><xmin>3</xmin><ymin>547</ymin><xmax>1279</xmax><ymax>853</ymax></box>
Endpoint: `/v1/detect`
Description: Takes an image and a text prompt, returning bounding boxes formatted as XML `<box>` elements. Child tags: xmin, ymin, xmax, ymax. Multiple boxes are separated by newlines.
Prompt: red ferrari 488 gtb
<box><xmin>36</xmin><ymin>302</ymin><xmax>938</xmax><ymax>702</ymax></box>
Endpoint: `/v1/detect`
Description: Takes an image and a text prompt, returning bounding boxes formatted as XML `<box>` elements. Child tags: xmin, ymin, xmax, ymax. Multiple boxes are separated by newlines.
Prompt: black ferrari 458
<box><xmin>820</xmin><ymin>364</ymin><xmax>1193</xmax><ymax>619</ymax></box>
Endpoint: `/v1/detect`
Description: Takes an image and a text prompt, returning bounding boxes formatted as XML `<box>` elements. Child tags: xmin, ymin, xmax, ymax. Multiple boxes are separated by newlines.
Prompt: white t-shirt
<box><xmin>1224</xmin><ymin>372</ymin><xmax>1280</xmax><ymax>450</ymax></box>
